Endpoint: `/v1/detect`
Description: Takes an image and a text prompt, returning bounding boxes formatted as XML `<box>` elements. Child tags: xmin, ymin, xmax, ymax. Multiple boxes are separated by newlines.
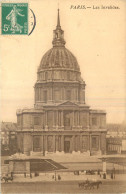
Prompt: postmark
<box><xmin>1</xmin><ymin>3</ymin><xmax>28</xmax><ymax>35</ymax></box>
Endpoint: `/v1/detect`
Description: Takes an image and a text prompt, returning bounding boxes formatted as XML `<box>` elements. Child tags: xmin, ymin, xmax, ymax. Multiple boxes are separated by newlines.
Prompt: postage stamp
<box><xmin>1</xmin><ymin>3</ymin><xmax>28</xmax><ymax>35</ymax></box>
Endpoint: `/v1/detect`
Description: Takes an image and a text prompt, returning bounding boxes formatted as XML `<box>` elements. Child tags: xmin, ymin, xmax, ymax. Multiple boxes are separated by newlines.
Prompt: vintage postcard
<box><xmin>0</xmin><ymin>0</ymin><xmax>126</xmax><ymax>193</ymax></box>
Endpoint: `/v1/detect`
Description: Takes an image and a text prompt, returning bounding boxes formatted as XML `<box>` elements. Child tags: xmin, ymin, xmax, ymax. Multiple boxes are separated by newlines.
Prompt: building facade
<box><xmin>17</xmin><ymin>10</ymin><xmax>107</xmax><ymax>156</ymax></box>
<box><xmin>1</xmin><ymin>122</ymin><xmax>17</xmax><ymax>155</ymax></box>
<box><xmin>106</xmin><ymin>124</ymin><xmax>126</xmax><ymax>154</ymax></box>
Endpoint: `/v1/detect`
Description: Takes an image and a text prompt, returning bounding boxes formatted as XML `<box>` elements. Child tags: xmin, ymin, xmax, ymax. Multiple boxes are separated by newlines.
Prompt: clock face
<box><xmin>29</xmin><ymin>8</ymin><xmax>36</xmax><ymax>36</ymax></box>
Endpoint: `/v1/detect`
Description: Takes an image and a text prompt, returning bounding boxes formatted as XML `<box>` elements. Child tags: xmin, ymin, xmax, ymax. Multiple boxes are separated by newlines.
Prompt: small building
<box><xmin>1</xmin><ymin>122</ymin><xmax>17</xmax><ymax>155</ymax></box>
<box><xmin>106</xmin><ymin>124</ymin><xmax>126</xmax><ymax>154</ymax></box>
<box><xmin>4</xmin><ymin>154</ymin><xmax>66</xmax><ymax>175</ymax></box>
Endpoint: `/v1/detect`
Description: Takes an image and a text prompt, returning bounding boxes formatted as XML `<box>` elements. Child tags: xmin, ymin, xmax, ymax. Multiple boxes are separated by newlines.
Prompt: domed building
<box><xmin>17</xmin><ymin>10</ymin><xmax>107</xmax><ymax>156</ymax></box>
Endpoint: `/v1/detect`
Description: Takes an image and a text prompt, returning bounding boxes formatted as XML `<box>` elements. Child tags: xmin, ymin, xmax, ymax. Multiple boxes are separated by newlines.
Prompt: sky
<box><xmin>0</xmin><ymin>0</ymin><xmax>126</xmax><ymax>124</ymax></box>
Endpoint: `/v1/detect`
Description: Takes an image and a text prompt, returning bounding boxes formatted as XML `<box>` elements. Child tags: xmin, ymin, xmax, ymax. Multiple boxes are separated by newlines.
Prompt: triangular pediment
<box><xmin>58</xmin><ymin>101</ymin><xmax>79</xmax><ymax>107</ymax></box>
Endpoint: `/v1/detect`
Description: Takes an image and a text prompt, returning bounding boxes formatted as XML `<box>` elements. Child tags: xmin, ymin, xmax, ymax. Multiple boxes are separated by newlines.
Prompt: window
<box><xmin>10</xmin><ymin>135</ymin><xmax>15</xmax><ymax>139</ymax></box>
<box><xmin>34</xmin><ymin>117</ymin><xmax>40</xmax><ymax>125</ymax></box>
<box><xmin>45</xmin><ymin>72</ymin><xmax>48</xmax><ymax>80</ymax></box>
<box><xmin>92</xmin><ymin>117</ymin><xmax>97</xmax><ymax>125</ymax></box>
<box><xmin>92</xmin><ymin>136</ymin><xmax>97</xmax><ymax>149</ymax></box>
<box><xmin>67</xmin><ymin>71</ymin><xmax>70</xmax><ymax>80</ymax></box>
<box><xmin>66</xmin><ymin>90</ymin><xmax>71</xmax><ymax>100</ymax></box>
<box><xmin>54</xmin><ymin>90</ymin><xmax>60</xmax><ymax>102</ymax></box>
<box><xmin>48</xmin><ymin>136</ymin><xmax>53</xmax><ymax>152</ymax></box>
<box><xmin>82</xmin><ymin>136</ymin><xmax>88</xmax><ymax>150</ymax></box>
<box><xmin>43</xmin><ymin>90</ymin><xmax>47</xmax><ymax>102</ymax></box>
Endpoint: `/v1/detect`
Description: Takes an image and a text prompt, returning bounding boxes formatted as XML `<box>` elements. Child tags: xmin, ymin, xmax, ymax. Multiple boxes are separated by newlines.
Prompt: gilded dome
<box><xmin>38</xmin><ymin>47</ymin><xmax>80</xmax><ymax>71</ymax></box>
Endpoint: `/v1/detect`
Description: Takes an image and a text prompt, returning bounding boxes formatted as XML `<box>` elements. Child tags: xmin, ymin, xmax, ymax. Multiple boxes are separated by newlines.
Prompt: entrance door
<box><xmin>64</xmin><ymin>141</ymin><xmax>70</xmax><ymax>153</ymax></box>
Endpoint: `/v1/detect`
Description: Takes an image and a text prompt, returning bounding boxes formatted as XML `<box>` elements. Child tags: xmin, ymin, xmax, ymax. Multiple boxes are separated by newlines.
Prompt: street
<box><xmin>2</xmin><ymin>180</ymin><xmax>126</xmax><ymax>193</ymax></box>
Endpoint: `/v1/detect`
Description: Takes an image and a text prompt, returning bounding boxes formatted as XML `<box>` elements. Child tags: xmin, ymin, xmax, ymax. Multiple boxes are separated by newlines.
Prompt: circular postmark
<box><xmin>28</xmin><ymin>8</ymin><xmax>36</xmax><ymax>36</ymax></box>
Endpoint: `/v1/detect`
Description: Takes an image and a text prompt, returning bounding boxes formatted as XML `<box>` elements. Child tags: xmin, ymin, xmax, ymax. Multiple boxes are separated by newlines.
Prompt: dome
<box><xmin>38</xmin><ymin>9</ymin><xmax>80</xmax><ymax>73</ymax></box>
<box><xmin>38</xmin><ymin>47</ymin><xmax>80</xmax><ymax>71</ymax></box>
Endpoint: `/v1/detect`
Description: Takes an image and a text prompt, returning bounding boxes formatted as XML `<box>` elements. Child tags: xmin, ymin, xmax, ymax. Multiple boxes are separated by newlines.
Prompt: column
<box><xmin>76</xmin><ymin>89</ymin><xmax>78</xmax><ymax>102</ymax></box>
<box><xmin>61</xmin><ymin>111</ymin><xmax>64</xmax><ymax>127</ymax></box>
<box><xmin>56</xmin><ymin>110</ymin><xmax>58</xmax><ymax>129</ymax></box>
<box><xmin>76</xmin><ymin>111</ymin><xmax>78</xmax><ymax>126</ymax></box>
<box><xmin>53</xmin><ymin>111</ymin><xmax>55</xmax><ymax>127</ymax></box>
<box><xmin>53</xmin><ymin>135</ymin><xmax>56</xmax><ymax>152</ymax></box>
<box><xmin>59</xmin><ymin>111</ymin><xmax>61</xmax><ymax>126</ymax></box>
<box><xmin>45</xmin><ymin>111</ymin><xmax>48</xmax><ymax>130</ymax></box>
<box><xmin>72</xmin><ymin>135</ymin><xmax>75</xmax><ymax>154</ymax></box>
<box><xmin>39</xmin><ymin>88</ymin><xmax>41</xmax><ymax>101</ymax></box>
<box><xmin>89</xmin><ymin>134</ymin><xmax>91</xmax><ymax>155</ymax></box>
<box><xmin>44</xmin><ymin>135</ymin><xmax>48</xmax><ymax>154</ymax></box>
<box><xmin>72</xmin><ymin>111</ymin><xmax>75</xmax><ymax>126</ymax></box>
<box><xmin>77</xmin><ymin>136</ymin><xmax>80</xmax><ymax>153</ymax></box>
<box><xmin>34</xmin><ymin>88</ymin><xmax>37</xmax><ymax>102</ymax></box>
<box><xmin>98</xmin><ymin>135</ymin><xmax>101</xmax><ymax>153</ymax></box>
<box><xmin>103</xmin><ymin>160</ymin><xmax>107</xmax><ymax>173</ymax></box>
<box><xmin>78</xmin><ymin>112</ymin><xmax>80</xmax><ymax>126</ymax></box>
<box><xmin>77</xmin><ymin>111</ymin><xmax>79</xmax><ymax>126</ymax></box>
<box><xmin>41</xmin><ymin>135</ymin><xmax>43</xmax><ymax>152</ymax></box>
<box><xmin>56</xmin><ymin>135</ymin><xmax>59</xmax><ymax>153</ymax></box>
<box><xmin>39</xmin><ymin>87</ymin><xmax>41</xmax><ymax>101</ymax></box>
<box><xmin>80</xmin><ymin>135</ymin><xmax>82</xmax><ymax>153</ymax></box>
<box><xmin>61</xmin><ymin>135</ymin><xmax>64</xmax><ymax>153</ymax></box>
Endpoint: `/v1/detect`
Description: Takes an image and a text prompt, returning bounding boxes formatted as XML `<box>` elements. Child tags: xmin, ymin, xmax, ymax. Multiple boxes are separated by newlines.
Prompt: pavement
<box><xmin>1</xmin><ymin>154</ymin><xmax>126</xmax><ymax>184</ymax></box>
<box><xmin>1</xmin><ymin>172</ymin><xmax>126</xmax><ymax>183</ymax></box>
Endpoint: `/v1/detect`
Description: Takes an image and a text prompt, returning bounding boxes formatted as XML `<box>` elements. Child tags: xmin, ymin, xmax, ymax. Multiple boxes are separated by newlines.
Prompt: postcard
<box><xmin>1</xmin><ymin>0</ymin><xmax>126</xmax><ymax>193</ymax></box>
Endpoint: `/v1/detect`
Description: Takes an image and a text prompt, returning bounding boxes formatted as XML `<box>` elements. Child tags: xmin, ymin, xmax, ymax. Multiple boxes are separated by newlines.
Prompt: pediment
<box><xmin>58</xmin><ymin>101</ymin><xmax>79</xmax><ymax>107</ymax></box>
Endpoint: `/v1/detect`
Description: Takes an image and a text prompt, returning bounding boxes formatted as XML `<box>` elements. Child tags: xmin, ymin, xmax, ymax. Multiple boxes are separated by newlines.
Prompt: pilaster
<box><xmin>44</xmin><ymin>135</ymin><xmax>48</xmax><ymax>153</ymax></box>
<box><xmin>61</xmin><ymin>135</ymin><xmax>64</xmax><ymax>153</ymax></box>
<box><xmin>53</xmin><ymin>135</ymin><xmax>56</xmax><ymax>152</ymax></box>
<box><xmin>72</xmin><ymin>135</ymin><xmax>75</xmax><ymax>153</ymax></box>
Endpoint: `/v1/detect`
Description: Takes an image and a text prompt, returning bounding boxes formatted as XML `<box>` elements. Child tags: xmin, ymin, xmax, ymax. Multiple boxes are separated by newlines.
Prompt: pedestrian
<box><xmin>58</xmin><ymin>175</ymin><xmax>61</xmax><ymax>180</ymax></box>
<box><xmin>52</xmin><ymin>175</ymin><xmax>54</xmax><ymax>179</ymax></box>
<box><xmin>111</xmin><ymin>172</ymin><xmax>113</xmax><ymax>179</ymax></box>
<box><xmin>24</xmin><ymin>172</ymin><xmax>26</xmax><ymax>178</ymax></box>
<box><xmin>103</xmin><ymin>173</ymin><xmax>106</xmax><ymax>179</ymax></box>
<box><xmin>30</xmin><ymin>173</ymin><xmax>32</xmax><ymax>179</ymax></box>
<box><xmin>11</xmin><ymin>172</ymin><xmax>13</xmax><ymax>178</ymax></box>
<box><xmin>98</xmin><ymin>169</ymin><xmax>100</xmax><ymax>175</ymax></box>
<box><xmin>113</xmin><ymin>168</ymin><xmax>115</xmax><ymax>179</ymax></box>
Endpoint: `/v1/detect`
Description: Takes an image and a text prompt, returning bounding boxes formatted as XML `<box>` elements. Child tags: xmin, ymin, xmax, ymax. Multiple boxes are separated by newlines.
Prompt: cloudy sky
<box><xmin>1</xmin><ymin>0</ymin><xmax>126</xmax><ymax>123</ymax></box>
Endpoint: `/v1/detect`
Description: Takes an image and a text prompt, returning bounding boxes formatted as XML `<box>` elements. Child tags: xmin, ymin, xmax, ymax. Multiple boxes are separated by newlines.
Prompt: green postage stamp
<box><xmin>1</xmin><ymin>3</ymin><xmax>28</xmax><ymax>35</ymax></box>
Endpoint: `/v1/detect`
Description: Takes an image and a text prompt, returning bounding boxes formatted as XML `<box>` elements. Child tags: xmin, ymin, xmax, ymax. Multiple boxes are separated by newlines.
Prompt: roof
<box><xmin>99</xmin><ymin>155</ymin><xmax>126</xmax><ymax>166</ymax></box>
<box><xmin>107</xmin><ymin>124</ymin><xmax>126</xmax><ymax>132</ymax></box>
<box><xmin>90</xmin><ymin>109</ymin><xmax>106</xmax><ymax>114</ymax></box>
<box><xmin>1</xmin><ymin>122</ymin><xmax>17</xmax><ymax>131</ymax></box>
<box><xmin>38</xmin><ymin>47</ymin><xmax>80</xmax><ymax>72</ymax></box>
<box><xmin>5</xmin><ymin>157</ymin><xmax>66</xmax><ymax>172</ymax></box>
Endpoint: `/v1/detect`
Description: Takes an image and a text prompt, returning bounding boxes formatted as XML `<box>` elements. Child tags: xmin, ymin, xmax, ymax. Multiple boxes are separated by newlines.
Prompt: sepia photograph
<box><xmin>0</xmin><ymin>0</ymin><xmax>126</xmax><ymax>193</ymax></box>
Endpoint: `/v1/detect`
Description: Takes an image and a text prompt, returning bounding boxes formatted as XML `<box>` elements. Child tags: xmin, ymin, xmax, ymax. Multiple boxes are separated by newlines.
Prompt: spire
<box><xmin>57</xmin><ymin>9</ymin><xmax>60</xmax><ymax>28</ymax></box>
<box><xmin>52</xmin><ymin>9</ymin><xmax>66</xmax><ymax>47</ymax></box>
